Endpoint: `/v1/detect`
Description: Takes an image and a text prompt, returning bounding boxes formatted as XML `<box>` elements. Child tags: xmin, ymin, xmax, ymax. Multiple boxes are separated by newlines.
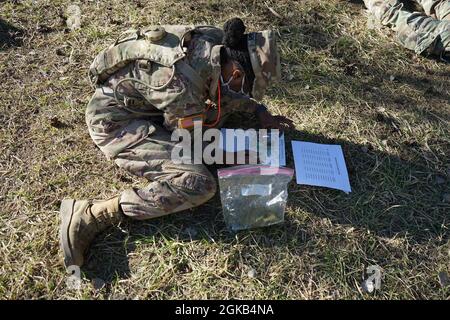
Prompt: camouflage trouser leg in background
<box><xmin>415</xmin><ymin>0</ymin><xmax>450</xmax><ymax>20</ymax></box>
<box><xmin>363</xmin><ymin>0</ymin><xmax>450</xmax><ymax>58</ymax></box>
<box><xmin>86</xmin><ymin>87</ymin><xmax>217</xmax><ymax>220</ymax></box>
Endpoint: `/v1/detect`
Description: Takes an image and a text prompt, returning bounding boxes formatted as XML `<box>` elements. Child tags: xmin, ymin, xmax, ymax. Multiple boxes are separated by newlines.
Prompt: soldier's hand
<box><xmin>257</xmin><ymin>110</ymin><xmax>295</xmax><ymax>132</ymax></box>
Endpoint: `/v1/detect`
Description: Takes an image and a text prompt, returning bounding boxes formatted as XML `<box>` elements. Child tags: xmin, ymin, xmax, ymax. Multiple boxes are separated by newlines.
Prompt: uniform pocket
<box><xmin>90</xmin><ymin>119</ymin><xmax>157</xmax><ymax>159</ymax></box>
<box><xmin>132</xmin><ymin>61</ymin><xmax>187</xmax><ymax>111</ymax></box>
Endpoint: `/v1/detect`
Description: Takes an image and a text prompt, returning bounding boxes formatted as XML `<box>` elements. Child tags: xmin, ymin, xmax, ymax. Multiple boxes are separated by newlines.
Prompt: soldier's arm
<box><xmin>220</xmin><ymin>93</ymin><xmax>294</xmax><ymax>131</ymax></box>
<box><xmin>219</xmin><ymin>91</ymin><xmax>262</xmax><ymax>114</ymax></box>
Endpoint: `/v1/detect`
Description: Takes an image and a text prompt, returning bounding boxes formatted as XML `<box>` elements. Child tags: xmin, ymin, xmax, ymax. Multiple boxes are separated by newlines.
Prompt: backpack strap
<box><xmin>175</xmin><ymin>59</ymin><xmax>205</xmax><ymax>95</ymax></box>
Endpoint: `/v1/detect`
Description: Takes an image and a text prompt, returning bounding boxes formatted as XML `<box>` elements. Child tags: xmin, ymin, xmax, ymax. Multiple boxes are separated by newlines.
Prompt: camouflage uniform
<box><xmin>364</xmin><ymin>0</ymin><xmax>450</xmax><ymax>58</ymax></box>
<box><xmin>86</xmin><ymin>26</ymin><xmax>280</xmax><ymax>219</ymax></box>
<box><xmin>416</xmin><ymin>0</ymin><xmax>450</xmax><ymax>19</ymax></box>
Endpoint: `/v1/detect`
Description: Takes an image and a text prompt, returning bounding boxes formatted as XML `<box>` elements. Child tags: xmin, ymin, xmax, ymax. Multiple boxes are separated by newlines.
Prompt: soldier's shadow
<box><xmin>0</xmin><ymin>19</ymin><xmax>24</xmax><ymax>50</ymax></box>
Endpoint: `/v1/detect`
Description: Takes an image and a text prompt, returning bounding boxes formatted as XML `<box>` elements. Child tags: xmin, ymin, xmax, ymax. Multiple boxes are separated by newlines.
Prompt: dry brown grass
<box><xmin>0</xmin><ymin>0</ymin><xmax>449</xmax><ymax>299</ymax></box>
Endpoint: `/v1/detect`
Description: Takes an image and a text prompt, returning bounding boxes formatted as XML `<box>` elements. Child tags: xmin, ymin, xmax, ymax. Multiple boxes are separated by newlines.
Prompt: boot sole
<box><xmin>59</xmin><ymin>199</ymin><xmax>76</xmax><ymax>268</ymax></box>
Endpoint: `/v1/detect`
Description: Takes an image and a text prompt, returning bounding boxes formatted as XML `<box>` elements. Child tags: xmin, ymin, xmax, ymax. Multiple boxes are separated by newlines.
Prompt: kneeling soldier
<box><xmin>59</xmin><ymin>18</ymin><xmax>293</xmax><ymax>267</ymax></box>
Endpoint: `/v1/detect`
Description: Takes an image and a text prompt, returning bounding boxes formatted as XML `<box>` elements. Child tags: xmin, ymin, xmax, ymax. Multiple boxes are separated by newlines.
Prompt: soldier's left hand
<box><xmin>258</xmin><ymin>110</ymin><xmax>295</xmax><ymax>131</ymax></box>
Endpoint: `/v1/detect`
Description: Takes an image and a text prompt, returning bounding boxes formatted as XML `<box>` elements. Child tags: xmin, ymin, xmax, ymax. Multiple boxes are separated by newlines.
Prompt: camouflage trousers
<box><xmin>364</xmin><ymin>0</ymin><xmax>450</xmax><ymax>58</ymax></box>
<box><xmin>86</xmin><ymin>87</ymin><xmax>217</xmax><ymax>220</ymax></box>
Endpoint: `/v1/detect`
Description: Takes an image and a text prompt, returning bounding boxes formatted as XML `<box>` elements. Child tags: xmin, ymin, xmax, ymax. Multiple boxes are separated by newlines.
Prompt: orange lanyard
<box><xmin>203</xmin><ymin>79</ymin><xmax>222</xmax><ymax>128</ymax></box>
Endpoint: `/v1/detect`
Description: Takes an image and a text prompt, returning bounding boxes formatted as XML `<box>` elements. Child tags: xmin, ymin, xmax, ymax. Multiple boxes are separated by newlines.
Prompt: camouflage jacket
<box><xmin>86</xmin><ymin>26</ymin><xmax>262</xmax><ymax>159</ymax></box>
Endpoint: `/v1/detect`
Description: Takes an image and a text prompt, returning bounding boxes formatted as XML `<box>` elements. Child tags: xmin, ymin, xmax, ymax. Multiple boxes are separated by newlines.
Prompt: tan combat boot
<box><xmin>59</xmin><ymin>196</ymin><xmax>124</xmax><ymax>268</ymax></box>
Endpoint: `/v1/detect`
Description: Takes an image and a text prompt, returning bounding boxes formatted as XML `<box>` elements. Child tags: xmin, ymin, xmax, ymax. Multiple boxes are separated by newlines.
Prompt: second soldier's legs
<box><xmin>363</xmin><ymin>0</ymin><xmax>450</xmax><ymax>58</ymax></box>
<box><xmin>415</xmin><ymin>0</ymin><xmax>450</xmax><ymax>20</ymax></box>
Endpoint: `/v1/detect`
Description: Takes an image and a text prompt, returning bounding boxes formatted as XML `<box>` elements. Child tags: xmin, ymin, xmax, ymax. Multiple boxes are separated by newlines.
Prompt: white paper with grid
<box><xmin>291</xmin><ymin>141</ymin><xmax>351</xmax><ymax>193</ymax></box>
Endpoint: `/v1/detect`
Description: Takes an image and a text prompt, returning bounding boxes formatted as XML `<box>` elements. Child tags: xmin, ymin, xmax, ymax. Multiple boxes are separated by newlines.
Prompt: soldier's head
<box><xmin>220</xmin><ymin>18</ymin><xmax>281</xmax><ymax>100</ymax></box>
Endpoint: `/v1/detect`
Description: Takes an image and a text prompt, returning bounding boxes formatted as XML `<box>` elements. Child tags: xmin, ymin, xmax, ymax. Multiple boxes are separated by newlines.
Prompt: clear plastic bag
<box><xmin>217</xmin><ymin>165</ymin><xmax>294</xmax><ymax>231</ymax></box>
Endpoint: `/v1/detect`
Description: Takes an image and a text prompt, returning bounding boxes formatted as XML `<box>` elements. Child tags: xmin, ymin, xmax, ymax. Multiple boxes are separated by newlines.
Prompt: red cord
<box><xmin>204</xmin><ymin>79</ymin><xmax>221</xmax><ymax>128</ymax></box>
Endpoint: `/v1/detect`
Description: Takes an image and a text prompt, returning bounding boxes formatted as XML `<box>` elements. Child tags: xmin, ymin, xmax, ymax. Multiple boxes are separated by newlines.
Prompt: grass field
<box><xmin>0</xmin><ymin>0</ymin><xmax>449</xmax><ymax>299</ymax></box>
